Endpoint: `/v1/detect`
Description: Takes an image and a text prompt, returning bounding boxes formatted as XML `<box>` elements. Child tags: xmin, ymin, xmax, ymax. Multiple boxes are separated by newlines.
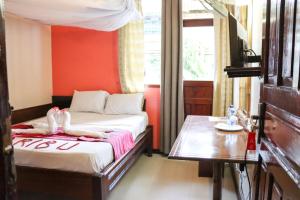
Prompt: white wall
<box><xmin>5</xmin><ymin>14</ymin><xmax>52</xmax><ymax>110</ymax></box>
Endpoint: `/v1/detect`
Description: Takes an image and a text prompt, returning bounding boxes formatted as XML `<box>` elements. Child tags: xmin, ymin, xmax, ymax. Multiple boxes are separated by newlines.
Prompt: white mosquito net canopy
<box><xmin>4</xmin><ymin>0</ymin><xmax>141</xmax><ymax>31</ymax></box>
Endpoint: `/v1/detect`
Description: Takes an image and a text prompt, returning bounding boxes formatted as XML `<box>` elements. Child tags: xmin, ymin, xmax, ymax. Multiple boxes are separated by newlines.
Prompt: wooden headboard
<box><xmin>52</xmin><ymin>96</ymin><xmax>73</xmax><ymax>109</ymax></box>
<box><xmin>11</xmin><ymin>96</ymin><xmax>146</xmax><ymax>124</ymax></box>
<box><xmin>11</xmin><ymin>97</ymin><xmax>70</xmax><ymax>124</ymax></box>
<box><xmin>11</xmin><ymin>104</ymin><xmax>52</xmax><ymax>124</ymax></box>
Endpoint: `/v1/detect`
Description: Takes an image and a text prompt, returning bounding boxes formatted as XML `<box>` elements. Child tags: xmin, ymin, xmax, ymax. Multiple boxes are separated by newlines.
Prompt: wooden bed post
<box><xmin>146</xmin><ymin>125</ymin><xmax>153</xmax><ymax>157</ymax></box>
<box><xmin>92</xmin><ymin>176</ymin><xmax>108</xmax><ymax>200</ymax></box>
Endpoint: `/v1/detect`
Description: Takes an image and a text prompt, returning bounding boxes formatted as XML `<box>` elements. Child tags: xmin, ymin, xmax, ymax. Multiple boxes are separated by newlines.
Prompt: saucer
<box><xmin>214</xmin><ymin>123</ymin><xmax>243</xmax><ymax>132</ymax></box>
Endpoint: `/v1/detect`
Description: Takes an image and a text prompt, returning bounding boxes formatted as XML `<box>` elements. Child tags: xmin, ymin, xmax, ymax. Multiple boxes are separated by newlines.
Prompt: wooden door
<box><xmin>254</xmin><ymin>0</ymin><xmax>300</xmax><ymax>199</ymax></box>
<box><xmin>0</xmin><ymin>0</ymin><xmax>17</xmax><ymax>199</ymax></box>
<box><xmin>183</xmin><ymin>81</ymin><xmax>214</xmax><ymax>177</ymax></box>
<box><xmin>183</xmin><ymin>81</ymin><xmax>213</xmax><ymax>118</ymax></box>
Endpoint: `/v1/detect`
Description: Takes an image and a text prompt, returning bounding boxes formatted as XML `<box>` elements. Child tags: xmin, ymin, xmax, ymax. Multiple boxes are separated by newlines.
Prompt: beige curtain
<box><xmin>212</xmin><ymin>6</ymin><xmax>234</xmax><ymax>116</ymax></box>
<box><xmin>118</xmin><ymin>0</ymin><xmax>144</xmax><ymax>93</ymax></box>
<box><xmin>238</xmin><ymin>5</ymin><xmax>251</xmax><ymax>112</ymax></box>
<box><xmin>213</xmin><ymin>4</ymin><xmax>252</xmax><ymax>116</ymax></box>
<box><xmin>160</xmin><ymin>0</ymin><xmax>184</xmax><ymax>154</ymax></box>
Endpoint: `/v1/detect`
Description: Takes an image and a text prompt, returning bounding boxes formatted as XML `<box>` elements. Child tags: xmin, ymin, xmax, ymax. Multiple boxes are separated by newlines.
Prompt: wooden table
<box><xmin>168</xmin><ymin>115</ymin><xmax>259</xmax><ymax>200</ymax></box>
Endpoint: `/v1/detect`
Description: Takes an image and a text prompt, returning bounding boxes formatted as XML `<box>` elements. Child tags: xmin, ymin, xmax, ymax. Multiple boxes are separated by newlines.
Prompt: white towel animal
<box><xmin>62</xmin><ymin>109</ymin><xmax>71</xmax><ymax>131</ymax></box>
<box><xmin>46</xmin><ymin>107</ymin><xmax>72</xmax><ymax>133</ymax></box>
<box><xmin>47</xmin><ymin>107</ymin><xmax>59</xmax><ymax>133</ymax></box>
<box><xmin>16</xmin><ymin>107</ymin><xmax>111</xmax><ymax>139</ymax></box>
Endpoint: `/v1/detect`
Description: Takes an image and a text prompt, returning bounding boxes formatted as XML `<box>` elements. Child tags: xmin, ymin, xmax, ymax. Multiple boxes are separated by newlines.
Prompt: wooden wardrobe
<box><xmin>254</xmin><ymin>0</ymin><xmax>300</xmax><ymax>199</ymax></box>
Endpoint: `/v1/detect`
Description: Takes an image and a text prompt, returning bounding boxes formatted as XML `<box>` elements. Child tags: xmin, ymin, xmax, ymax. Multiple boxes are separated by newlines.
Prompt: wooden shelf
<box><xmin>224</xmin><ymin>66</ymin><xmax>262</xmax><ymax>78</ymax></box>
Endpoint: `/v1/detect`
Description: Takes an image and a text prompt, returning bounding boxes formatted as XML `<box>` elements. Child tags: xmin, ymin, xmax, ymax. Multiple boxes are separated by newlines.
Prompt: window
<box><xmin>183</xmin><ymin>25</ymin><xmax>215</xmax><ymax>80</ymax></box>
<box><xmin>182</xmin><ymin>0</ymin><xmax>215</xmax><ymax>81</ymax></box>
<box><xmin>142</xmin><ymin>0</ymin><xmax>161</xmax><ymax>85</ymax></box>
<box><xmin>142</xmin><ymin>0</ymin><xmax>215</xmax><ymax>84</ymax></box>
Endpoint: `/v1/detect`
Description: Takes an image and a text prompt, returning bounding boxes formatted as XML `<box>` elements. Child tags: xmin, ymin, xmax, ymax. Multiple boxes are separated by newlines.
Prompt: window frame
<box><xmin>183</xmin><ymin>18</ymin><xmax>213</xmax><ymax>27</ymax></box>
<box><xmin>145</xmin><ymin>18</ymin><xmax>214</xmax><ymax>87</ymax></box>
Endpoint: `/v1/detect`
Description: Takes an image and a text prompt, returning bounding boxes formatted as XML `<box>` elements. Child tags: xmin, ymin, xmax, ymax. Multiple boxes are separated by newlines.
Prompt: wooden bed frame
<box><xmin>13</xmin><ymin>96</ymin><xmax>153</xmax><ymax>200</ymax></box>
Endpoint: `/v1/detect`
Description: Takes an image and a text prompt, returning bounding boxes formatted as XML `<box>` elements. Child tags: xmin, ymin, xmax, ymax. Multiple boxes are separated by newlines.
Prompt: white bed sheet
<box><xmin>13</xmin><ymin>111</ymin><xmax>148</xmax><ymax>174</ymax></box>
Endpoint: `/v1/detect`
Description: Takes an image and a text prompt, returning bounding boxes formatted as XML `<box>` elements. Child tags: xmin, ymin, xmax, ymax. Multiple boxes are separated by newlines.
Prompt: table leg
<box><xmin>198</xmin><ymin>160</ymin><xmax>213</xmax><ymax>177</ymax></box>
<box><xmin>213</xmin><ymin>161</ymin><xmax>223</xmax><ymax>200</ymax></box>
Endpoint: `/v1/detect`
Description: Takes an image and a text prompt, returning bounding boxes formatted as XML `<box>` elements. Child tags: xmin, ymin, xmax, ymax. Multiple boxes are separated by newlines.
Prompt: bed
<box><xmin>13</xmin><ymin>96</ymin><xmax>153</xmax><ymax>200</ymax></box>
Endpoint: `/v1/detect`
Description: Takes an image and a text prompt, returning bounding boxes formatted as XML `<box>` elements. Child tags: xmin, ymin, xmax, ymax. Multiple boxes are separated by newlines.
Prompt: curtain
<box><xmin>238</xmin><ymin>5</ymin><xmax>252</xmax><ymax>112</ymax></box>
<box><xmin>213</xmin><ymin>4</ymin><xmax>252</xmax><ymax>116</ymax></box>
<box><xmin>160</xmin><ymin>0</ymin><xmax>184</xmax><ymax>154</ymax></box>
<box><xmin>212</xmin><ymin>6</ymin><xmax>234</xmax><ymax>116</ymax></box>
<box><xmin>118</xmin><ymin>0</ymin><xmax>144</xmax><ymax>93</ymax></box>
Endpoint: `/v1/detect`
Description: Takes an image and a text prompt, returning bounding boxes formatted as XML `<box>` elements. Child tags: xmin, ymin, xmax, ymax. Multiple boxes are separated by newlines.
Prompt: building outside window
<box><xmin>142</xmin><ymin>0</ymin><xmax>215</xmax><ymax>84</ymax></box>
<box><xmin>142</xmin><ymin>0</ymin><xmax>161</xmax><ymax>85</ymax></box>
<box><xmin>182</xmin><ymin>0</ymin><xmax>215</xmax><ymax>81</ymax></box>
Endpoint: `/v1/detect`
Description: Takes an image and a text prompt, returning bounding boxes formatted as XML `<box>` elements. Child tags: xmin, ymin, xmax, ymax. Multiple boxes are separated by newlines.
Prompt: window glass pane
<box><xmin>142</xmin><ymin>0</ymin><xmax>161</xmax><ymax>85</ymax></box>
<box><xmin>183</xmin><ymin>26</ymin><xmax>215</xmax><ymax>80</ymax></box>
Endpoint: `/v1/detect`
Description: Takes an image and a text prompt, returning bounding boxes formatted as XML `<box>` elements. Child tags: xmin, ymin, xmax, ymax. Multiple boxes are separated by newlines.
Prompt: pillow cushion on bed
<box><xmin>104</xmin><ymin>93</ymin><xmax>144</xmax><ymax>114</ymax></box>
<box><xmin>69</xmin><ymin>90</ymin><xmax>109</xmax><ymax>113</ymax></box>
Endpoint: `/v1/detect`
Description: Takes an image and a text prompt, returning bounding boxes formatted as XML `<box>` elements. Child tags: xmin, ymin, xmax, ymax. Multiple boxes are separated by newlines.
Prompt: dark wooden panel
<box><xmin>183</xmin><ymin>19</ymin><xmax>213</xmax><ymax>27</ymax></box>
<box><xmin>0</xmin><ymin>0</ymin><xmax>16</xmax><ymax>198</ymax></box>
<box><xmin>184</xmin><ymin>80</ymin><xmax>213</xmax><ymax>87</ymax></box>
<box><xmin>281</xmin><ymin>0</ymin><xmax>296</xmax><ymax>86</ymax></box>
<box><xmin>145</xmin><ymin>84</ymin><xmax>160</xmax><ymax>88</ymax></box>
<box><xmin>263</xmin><ymin>0</ymin><xmax>271</xmax><ymax>83</ymax></box>
<box><xmin>17</xmin><ymin>166</ymin><xmax>95</xmax><ymax>200</ymax></box>
<box><xmin>271</xmin><ymin>182</ymin><xmax>283</xmax><ymax>200</ymax></box>
<box><xmin>52</xmin><ymin>96</ymin><xmax>73</xmax><ymax>109</ymax></box>
<box><xmin>259</xmin><ymin>163</ymin><xmax>268</xmax><ymax>200</ymax></box>
<box><xmin>268</xmin><ymin>0</ymin><xmax>281</xmax><ymax>85</ymax></box>
<box><xmin>263</xmin><ymin>85</ymin><xmax>300</xmax><ymax>117</ymax></box>
<box><xmin>198</xmin><ymin>160</ymin><xmax>213</xmax><ymax>177</ymax></box>
<box><xmin>260</xmin><ymin>139</ymin><xmax>300</xmax><ymax>200</ymax></box>
<box><xmin>258</xmin><ymin>0</ymin><xmax>300</xmax><ymax>198</ymax></box>
<box><xmin>185</xmin><ymin>104</ymin><xmax>212</xmax><ymax>116</ymax></box>
<box><xmin>184</xmin><ymin>88</ymin><xmax>213</xmax><ymax>99</ymax></box>
<box><xmin>11</xmin><ymin>104</ymin><xmax>52</xmax><ymax>124</ymax></box>
<box><xmin>183</xmin><ymin>81</ymin><xmax>213</xmax><ymax>117</ymax></box>
<box><xmin>264</xmin><ymin>105</ymin><xmax>300</xmax><ymax>167</ymax></box>
<box><xmin>293</xmin><ymin>0</ymin><xmax>300</xmax><ymax>89</ymax></box>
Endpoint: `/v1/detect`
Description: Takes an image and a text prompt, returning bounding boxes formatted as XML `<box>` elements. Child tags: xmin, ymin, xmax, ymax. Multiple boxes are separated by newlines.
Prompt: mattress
<box><xmin>13</xmin><ymin>111</ymin><xmax>148</xmax><ymax>174</ymax></box>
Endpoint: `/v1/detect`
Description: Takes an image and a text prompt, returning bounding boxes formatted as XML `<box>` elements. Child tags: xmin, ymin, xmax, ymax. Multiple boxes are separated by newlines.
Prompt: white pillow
<box><xmin>104</xmin><ymin>93</ymin><xmax>144</xmax><ymax>114</ymax></box>
<box><xmin>69</xmin><ymin>90</ymin><xmax>109</xmax><ymax>113</ymax></box>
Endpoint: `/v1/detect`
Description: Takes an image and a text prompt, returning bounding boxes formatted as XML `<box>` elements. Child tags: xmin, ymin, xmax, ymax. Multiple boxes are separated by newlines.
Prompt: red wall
<box><xmin>52</xmin><ymin>26</ymin><xmax>160</xmax><ymax>149</ymax></box>
<box><xmin>52</xmin><ymin>26</ymin><xmax>121</xmax><ymax>95</ymax></box>
<box><xmin>144</xmin><ymin>86</ymin><xmax>160</xmax><ymax>149</ymax></box>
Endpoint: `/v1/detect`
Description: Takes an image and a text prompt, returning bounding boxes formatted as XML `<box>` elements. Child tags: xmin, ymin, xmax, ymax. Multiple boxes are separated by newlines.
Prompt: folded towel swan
<box><xmin>13</xmin><ymin>107</ymin><xmax>110</xmax><ymax>138</ymax></box>
<box><xmin>46</xmin><ymin>107</ymin><xmax>71</xmax><ymax>133</ymax></box>
<box><xmin>47</xmin><ymin>107</ymin><xmax>59</xmax><ymax>133</ymax></box>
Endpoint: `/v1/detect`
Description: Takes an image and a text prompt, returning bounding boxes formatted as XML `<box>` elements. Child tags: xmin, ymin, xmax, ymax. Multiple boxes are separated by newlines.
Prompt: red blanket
<box><xmin>12</xmin><ymin>124</ymin><xmax>134</xmax><ymax>160</ymax></box>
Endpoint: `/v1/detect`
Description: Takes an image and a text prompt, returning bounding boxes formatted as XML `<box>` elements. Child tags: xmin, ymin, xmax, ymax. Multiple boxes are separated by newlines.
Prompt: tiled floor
<box><xmin>19</xmin><ymin>154</ymin><xmax>237</xmax><ymax>200</ymax></box>
<box><xmin>108</xmin><ymin>154</ymin><xmax>237</xmax><ymax>200</ymax></box>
